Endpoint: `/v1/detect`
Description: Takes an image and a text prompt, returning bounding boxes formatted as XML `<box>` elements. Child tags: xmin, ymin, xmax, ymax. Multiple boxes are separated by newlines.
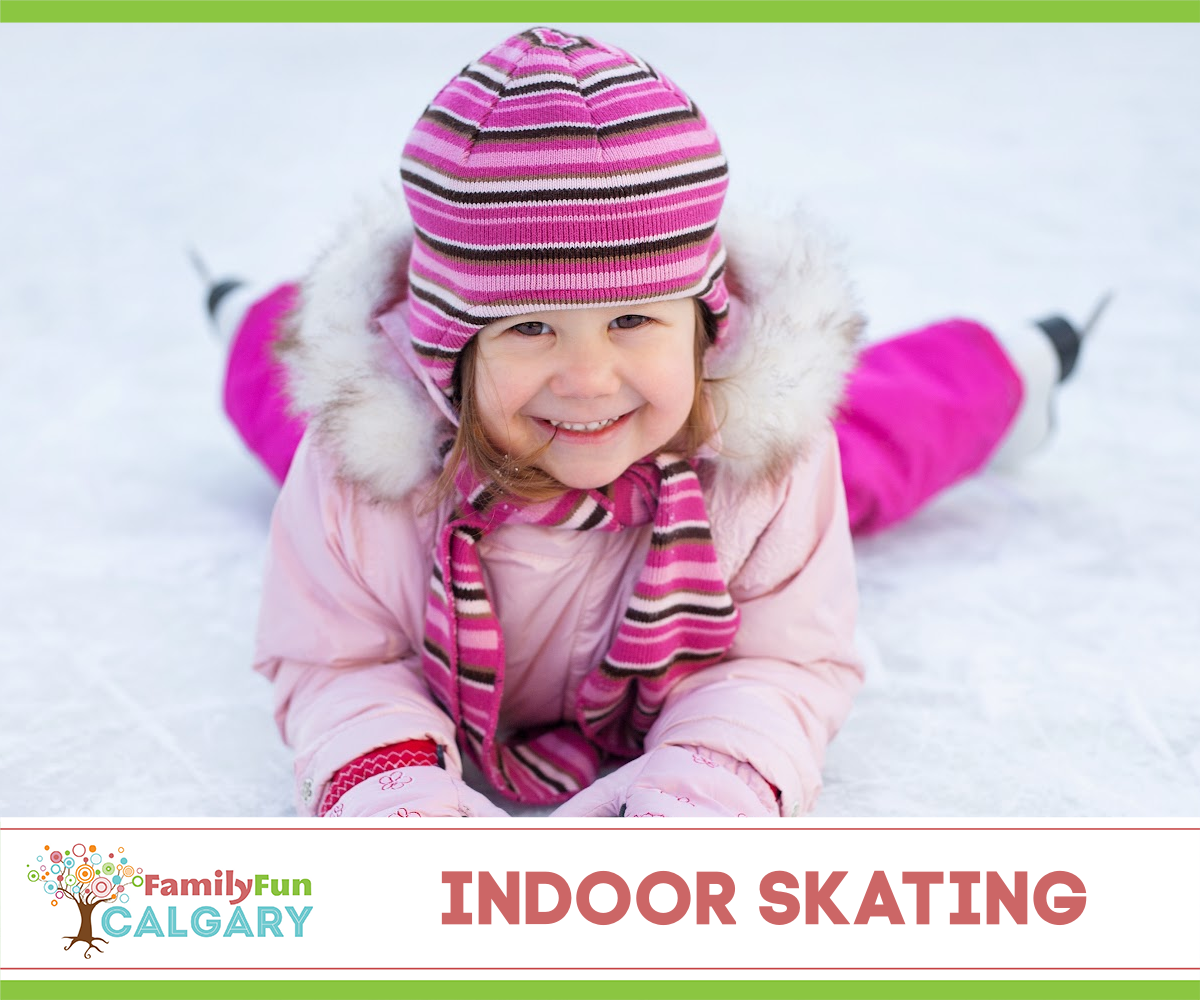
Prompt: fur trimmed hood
<box><xmin>278</xmin><ymin>187</ymin><xmax>864</xmax><ymax>502</ymax></box>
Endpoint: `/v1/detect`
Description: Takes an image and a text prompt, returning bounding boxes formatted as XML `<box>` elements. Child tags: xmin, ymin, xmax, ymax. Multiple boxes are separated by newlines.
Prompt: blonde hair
<box><xmin>421</xmin><ymin>300</ymin><xmax>720</xmax><ymax>512</ymax></box>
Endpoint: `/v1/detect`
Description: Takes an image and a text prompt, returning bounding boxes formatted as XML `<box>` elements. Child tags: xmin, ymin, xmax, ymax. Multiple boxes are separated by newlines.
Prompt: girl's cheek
<box><xmin>624</xmin><ymin>337</ymin><xmax>678</xmax><ymax>370</ymax></box>
<box><xmin>649</xmin><ymin>340</ymin><xmax>698</xmax><ymax>386</ymax></box>
<box><xmin>482</xmin><ymin>347</ymin><xmax>542</xmax><ymax>391</ymax></box>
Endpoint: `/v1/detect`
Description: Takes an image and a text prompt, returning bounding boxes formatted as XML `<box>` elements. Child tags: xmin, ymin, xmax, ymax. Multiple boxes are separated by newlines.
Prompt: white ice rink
<box><xmin>1</xmin><ymin>22</ymin><xmax>1197</xmax><ymax>817</ymax></box>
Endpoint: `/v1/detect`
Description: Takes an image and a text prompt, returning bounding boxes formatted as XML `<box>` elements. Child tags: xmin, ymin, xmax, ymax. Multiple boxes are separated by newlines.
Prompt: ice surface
<box><xmin>1</xmin><ymin>23</ymin><xmax>1197</xmax><ymax>817</ymax></box>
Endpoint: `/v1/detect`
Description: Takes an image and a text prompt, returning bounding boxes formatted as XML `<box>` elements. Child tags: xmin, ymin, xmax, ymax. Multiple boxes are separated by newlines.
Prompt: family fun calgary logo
<box><xmin>26</xmin><ymin>840</ymin><xmax>141</xmax><ymax>959</ymax></box>
<box><xmin>26</xmin><ymin>836</ymin><xmax>314</xmax><ymax>961</ymax></box>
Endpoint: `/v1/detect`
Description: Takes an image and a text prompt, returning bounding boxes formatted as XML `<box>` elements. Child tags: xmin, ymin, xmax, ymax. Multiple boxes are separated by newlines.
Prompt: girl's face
<box><xmin>473</xmin><ymin>298</ymin><xmax>698</xmax><ymax>490</ymax></box>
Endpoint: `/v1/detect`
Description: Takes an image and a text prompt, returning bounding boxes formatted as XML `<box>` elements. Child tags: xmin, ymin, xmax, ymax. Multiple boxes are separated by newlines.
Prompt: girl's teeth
<box><xmin>548</xmin><ymin>417</ymin><xmax>617</xmax><ymax>432</ymax></box>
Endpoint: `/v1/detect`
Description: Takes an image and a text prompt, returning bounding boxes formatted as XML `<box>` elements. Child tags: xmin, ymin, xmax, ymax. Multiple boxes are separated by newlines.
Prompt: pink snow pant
<box><xmin>225</xmin><ymin>284</ymin><xmax>1023</xmax><ymax>536</ymax></box>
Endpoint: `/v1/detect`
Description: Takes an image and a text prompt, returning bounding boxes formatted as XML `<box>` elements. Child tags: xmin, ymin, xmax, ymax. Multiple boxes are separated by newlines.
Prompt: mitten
<box><xmin>321</xmin><ymin>741</ymin><xmax>508</xmax><ymax>818</ymax></box>
<box><xmin>325</xmin><ymin>766</ymin><xmax>508</xmax><ymax>817</ymax></box>
<box><xmin>550</xmin><ymin>745</ymin><xmax>779</xmax><ymax>818</ymax></box>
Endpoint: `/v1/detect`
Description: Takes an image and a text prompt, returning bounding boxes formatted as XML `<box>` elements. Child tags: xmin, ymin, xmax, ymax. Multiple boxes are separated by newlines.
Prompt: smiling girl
<box><xmin>223</xmin><ymin>28</ymin><xmax>1086</xmax><ymax>818</ymax></box>
<box><xmin>454</xmin><ymin>300</ymin><xmax>704</xmax><ymax>495</ymax></box>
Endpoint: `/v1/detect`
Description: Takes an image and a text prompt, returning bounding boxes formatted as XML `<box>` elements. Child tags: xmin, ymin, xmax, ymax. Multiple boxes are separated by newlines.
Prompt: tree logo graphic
<box><xmin>27</xmin><ymin>840</ymin><xmax>141</xmax><ymax>959</ymax></box>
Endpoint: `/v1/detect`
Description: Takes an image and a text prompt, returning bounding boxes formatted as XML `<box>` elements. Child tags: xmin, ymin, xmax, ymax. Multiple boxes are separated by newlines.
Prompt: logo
<box><xmin>27</xmin><ymin>836</ymin><xmax>315</xmax><ymax>961</ymax></box>
<box><xmin>28</xmin><ymin>841</ymin><xmax>140</xmax><ymax>959</ymax></box>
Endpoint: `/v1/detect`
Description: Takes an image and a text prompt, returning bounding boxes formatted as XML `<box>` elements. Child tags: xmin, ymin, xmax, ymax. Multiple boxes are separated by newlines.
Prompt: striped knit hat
<box><xmin>400</xmin><ymin>26</ymin><xmax>730</xmax><ymax>400</ymax></box>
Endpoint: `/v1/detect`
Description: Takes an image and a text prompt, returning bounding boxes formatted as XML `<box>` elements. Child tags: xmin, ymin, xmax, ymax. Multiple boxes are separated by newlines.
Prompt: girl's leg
<box><xmin>223</xmin><ymin>283</ymin><xmax>306</xmax><ymax>483</ymax></box>
<box><xmin>836</xmin><ymin>318</ymin><xmax>1023</xmax><ymax>536</ymax></box>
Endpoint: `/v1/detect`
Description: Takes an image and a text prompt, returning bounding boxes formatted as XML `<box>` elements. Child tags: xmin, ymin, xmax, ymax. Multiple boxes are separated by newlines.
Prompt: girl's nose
<box><xmin>549</xmin><ymin>334</ymin><xmax>622</xmax><ymax>398</ymax></box>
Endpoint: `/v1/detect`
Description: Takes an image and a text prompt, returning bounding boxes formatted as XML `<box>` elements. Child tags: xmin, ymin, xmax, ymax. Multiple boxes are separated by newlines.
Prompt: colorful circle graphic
<box><xmin>72</xmin><ymin>844</ymin><xmax>86</xmax><ymax>857</ymax></box>
<box><xmin>65</xmin><ymin>857</ymin><xmax>74</xmax><ymax>868</ymax></box>
<box><xmin>92</xmin><ymin>878</ymin><xmax>112</xmax><ymax>896</ymax></box>
<box><xmin>76</xmin><ymin>865</ymin><xmax>95</xmax><ymax>883</ymax></box>
<box><xmin>50</xmin><ymin>864</ymin><xmax>61</xmax><ymax>874</ymax></box>
<box><xmin>119</xmin><ymin>894</ymin><xmax>129</xmax><ymax>903</ymax></box>
<box><xmin>131</xmin><ymin>875</ymin><xmax>143</xmax><ymax>887</ymax></box>
<box><xmin>43</xmin><ymin>882</ymin><xmax>56</xmax><ymax>894</ymax></box>
<box><xmin>89</xmin><ymin>853</ymin><xmax>101</xmax><ymax>866</ymax></box>
<box><xmin>122</xmin><ymin>865</ymin><xmax>134</xmax><ymax>877</ymax></box>
<box><xmin>102</xmin><ymin>862</ymin><xmax>115</xmax><ymax>875</ymax></box>
<box><xmin>26</xmin><ymin>870</ymin><xmax>39</xmax><ymax>883</ymax></box>
<box><xmin>50</xmin><ymin>851</ymin><xmax>63</xmax><ymax>863</ymax></box>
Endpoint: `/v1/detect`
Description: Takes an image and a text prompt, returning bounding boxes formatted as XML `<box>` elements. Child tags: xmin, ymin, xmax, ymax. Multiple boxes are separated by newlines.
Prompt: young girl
<box><xmin>221</xmin><ymin>27</ymin><xmax>1089</xmax><ymax>819</ymax></box>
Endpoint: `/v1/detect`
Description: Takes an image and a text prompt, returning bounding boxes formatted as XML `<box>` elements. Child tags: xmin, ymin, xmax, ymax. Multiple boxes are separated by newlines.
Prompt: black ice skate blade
<box><xmin>1035</xmin><ymin>291</ymin><xmax>1114</xmax><ymax>383</ymax></box>
<box><xmin>188</xmin><ymin>246</ymin><xmax>246</xmax><ymax>332</ymax></box>
<box><xmin>206</xmin><ymin>278</ymin><xmax>246</xmax><ymax>325</ymax></box>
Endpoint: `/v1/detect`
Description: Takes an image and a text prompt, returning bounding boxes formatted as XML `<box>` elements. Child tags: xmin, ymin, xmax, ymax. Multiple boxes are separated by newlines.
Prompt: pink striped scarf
<box><xmin>421</xmin><ymin>453</ymin><xmax>741</xmax><ymax>805</ymax></box>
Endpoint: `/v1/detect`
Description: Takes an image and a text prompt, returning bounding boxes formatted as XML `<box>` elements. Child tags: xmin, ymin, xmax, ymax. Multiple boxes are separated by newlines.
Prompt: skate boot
<box><xmin>188</xmin><ymin>248</ymin><xmax>254</xmax><ymax>343</ymax></box>
<box><xmin>989</xmin><ymin>292</ymin><xmax>1112</xmax><ymax>469</ymax></box>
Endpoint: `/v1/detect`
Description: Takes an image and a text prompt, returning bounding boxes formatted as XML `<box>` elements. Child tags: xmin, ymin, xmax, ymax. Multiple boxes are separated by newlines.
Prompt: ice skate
<box><xmin>989</xmin><ymin>292</ymin><xmax>1112</xmax><ymax>469</ymax></box>
<box><xmin>188</xmin><ymin>248</ymin><xmax>253</xmax><ymax>343</ymax></box>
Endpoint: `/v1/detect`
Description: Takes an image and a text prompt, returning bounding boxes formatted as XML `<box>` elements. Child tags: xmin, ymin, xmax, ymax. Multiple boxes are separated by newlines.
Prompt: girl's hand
<box><xmin>324</xmin><ymin>766</ymin><xmax>509</xmax><ymax>818</ymax></box>
<box><xmin>549</xmin><ymin>746</ymin><xmax>779</xmax><ymax>818</ymax></box>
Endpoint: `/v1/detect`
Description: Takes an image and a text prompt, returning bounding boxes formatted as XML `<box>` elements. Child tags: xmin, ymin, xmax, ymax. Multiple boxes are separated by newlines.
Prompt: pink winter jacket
<box><xmin>253</xmin><ymin>192</ymin><xmax>866</xmax><ymax>818</ymax></box>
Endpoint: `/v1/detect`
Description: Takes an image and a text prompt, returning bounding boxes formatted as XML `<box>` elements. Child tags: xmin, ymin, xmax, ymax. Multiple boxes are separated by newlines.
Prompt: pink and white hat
<box><xmin>399</xmin><ymin>26</ymin><xmax>730</xmax><ymax>400</ymax></box>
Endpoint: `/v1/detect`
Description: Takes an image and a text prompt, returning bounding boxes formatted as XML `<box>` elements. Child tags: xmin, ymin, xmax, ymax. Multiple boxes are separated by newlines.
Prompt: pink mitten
<box><xmin>326</xmin><ymin>766</ymin><xmax>509</xmax><ymax>818</ymax></box>
<box><xmin>550</xmin><ymin>745</ymin><xmax>779</xmax><ymax>818</ymax></box>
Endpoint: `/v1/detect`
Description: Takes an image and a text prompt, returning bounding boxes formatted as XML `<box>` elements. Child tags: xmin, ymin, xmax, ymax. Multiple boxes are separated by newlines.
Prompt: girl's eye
<box><xmin>510</xmin><ymin>321</ymin><xmax>552</xmax><ymax>337</ymax></box>
<box><xmin>610</xmin><ymin>314</ymin><xmax>650</xmax><ymax>330</ymax></box>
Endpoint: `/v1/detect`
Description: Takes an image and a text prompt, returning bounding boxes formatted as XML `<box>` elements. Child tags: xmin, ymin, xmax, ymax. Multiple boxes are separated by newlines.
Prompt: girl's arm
<box><xmin>253</xmin><ymin>435</ymin><xmax>470</xmax><ymax>816</ymax></box>
<box><xmin>644</xmin><ymin>426</ymin><xmax>864</xmax><ymax>817</ymax></box>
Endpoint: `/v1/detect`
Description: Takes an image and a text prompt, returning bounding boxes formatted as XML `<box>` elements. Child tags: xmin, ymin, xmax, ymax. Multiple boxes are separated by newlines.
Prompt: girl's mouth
<box><xmin>532</xmin><ymin>409</ymin><xmax>635</xmax><ymax>442</ymax></box>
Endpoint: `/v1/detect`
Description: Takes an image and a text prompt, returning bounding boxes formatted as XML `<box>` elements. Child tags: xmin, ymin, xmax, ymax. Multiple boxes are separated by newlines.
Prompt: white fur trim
<box><xmin>279</xmin><ymin>186</ymin><xmax>446</xmax><ymax>501</ymax></box>
<box><xmin>706</xmin><ymin>207</ymin><xmax>864</xmax><ymax>485</ymax></box>
<box><xmin>279</xmin><ymin>188</ymin><xmax>864</xmax><ymax>500</ymax></box>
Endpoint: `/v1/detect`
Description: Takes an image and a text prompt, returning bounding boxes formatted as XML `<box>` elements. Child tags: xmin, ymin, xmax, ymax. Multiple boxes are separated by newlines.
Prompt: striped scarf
<box><xmin>421</xmin><ymin>454</ymin><xmax>741</xmax><ymax>805</ymax></box>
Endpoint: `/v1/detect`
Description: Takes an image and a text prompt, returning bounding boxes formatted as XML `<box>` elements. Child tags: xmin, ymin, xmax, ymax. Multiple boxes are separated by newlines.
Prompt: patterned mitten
<box><xmin>550</xmin><ymin>745</ymin><xmax>778</xmax><ymax>818</ymax></box>
<box><xmin>321</xmin><ymin>741</ymin><xmax>508</xmax><ymax>818</ymax></box>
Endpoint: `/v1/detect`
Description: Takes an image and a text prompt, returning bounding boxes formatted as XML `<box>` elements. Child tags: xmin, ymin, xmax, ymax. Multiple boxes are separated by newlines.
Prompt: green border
<box><xmin>2</xmin><ymin>983</ymin><xmax>1199</xmax><ymax>1000</ymax></box>
<box><xmin>2</xmin><ymin>1</ymin><xmax>1198</xmax><ymax>23</ymax></box>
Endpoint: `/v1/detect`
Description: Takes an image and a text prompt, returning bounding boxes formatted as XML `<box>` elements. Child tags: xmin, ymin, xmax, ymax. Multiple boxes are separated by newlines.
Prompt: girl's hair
<box><xmin>421</xmin><ymin>299</ymin><xmax>721</xmax><ymax>512</ymax></box>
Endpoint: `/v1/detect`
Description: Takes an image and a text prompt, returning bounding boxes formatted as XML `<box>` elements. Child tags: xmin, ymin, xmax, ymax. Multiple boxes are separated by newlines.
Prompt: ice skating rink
<box><xmin>1</xmin><ymin>22</ymin><xmax>1197</xmax><ymax>817</ymax></box>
